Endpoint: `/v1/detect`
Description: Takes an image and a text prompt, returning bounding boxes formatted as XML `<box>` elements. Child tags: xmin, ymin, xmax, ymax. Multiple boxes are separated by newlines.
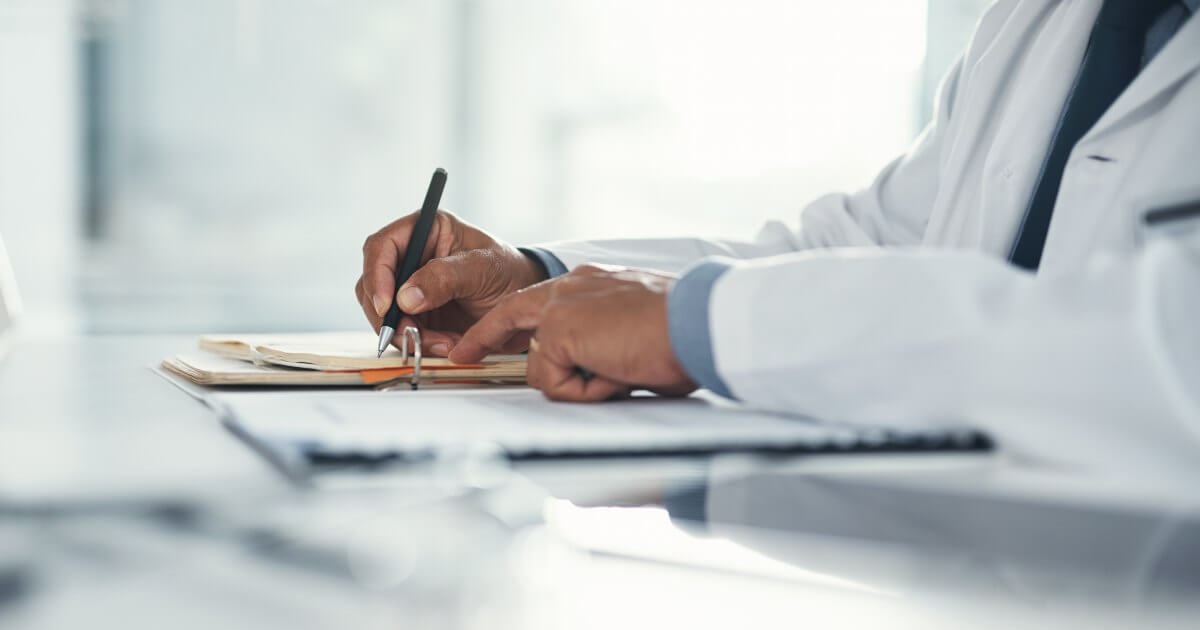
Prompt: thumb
<box><xmin>395</xmin><ymin>254</ymin><xmax>471</xmax><ymax>315</ymax></box>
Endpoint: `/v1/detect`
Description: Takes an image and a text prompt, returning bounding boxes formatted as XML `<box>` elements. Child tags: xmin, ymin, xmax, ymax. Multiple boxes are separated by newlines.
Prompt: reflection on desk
<box><xmin>649</xmin><ymin>455</ymin><xmax>1200</xmax><ymax>619</ymax></box>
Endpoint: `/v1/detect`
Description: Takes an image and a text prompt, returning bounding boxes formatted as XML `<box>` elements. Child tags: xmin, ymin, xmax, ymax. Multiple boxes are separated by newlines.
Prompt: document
<box><xmin>215</xmin><ymin>388</ymin><xmax>990</xmax><ymax>462</ymax></box>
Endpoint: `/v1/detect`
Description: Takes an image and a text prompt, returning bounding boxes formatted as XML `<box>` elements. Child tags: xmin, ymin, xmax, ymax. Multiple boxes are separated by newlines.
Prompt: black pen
<box><xmin>377</xmin><ymin>168</ymin><xmax>448</xmax><ymax>357</ymax></box>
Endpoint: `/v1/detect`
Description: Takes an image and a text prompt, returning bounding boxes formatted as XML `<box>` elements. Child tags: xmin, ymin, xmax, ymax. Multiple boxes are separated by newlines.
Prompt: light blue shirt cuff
<box><xmin>518</xmin><ymin>247</ymin><xmax>569</xmax><ymax>279</ymax></box>
<box><xmin>668</xmin><ymin>258</ymin><xmax>736</xmax><ymax>399</ymax></box>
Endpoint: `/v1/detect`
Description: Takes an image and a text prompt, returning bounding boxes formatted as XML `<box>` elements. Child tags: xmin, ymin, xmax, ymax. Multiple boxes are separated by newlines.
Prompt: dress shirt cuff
<box><xmin>518</xmin><ymin>247</ymin><xmax>569</xmax><ymax>279</ymax></box>
<box><xmin>668</xmin><ymin>258</ymin><xmax>736</xmax><ymax>399</ymax></box>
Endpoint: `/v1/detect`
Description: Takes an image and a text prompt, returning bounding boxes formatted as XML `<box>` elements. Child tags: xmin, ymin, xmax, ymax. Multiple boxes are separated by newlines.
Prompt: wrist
<box><xmin>513</xmin><ymin>246</ymin><xmax>549</xmax><ymax>286</ymax></box>
<box><xmin>517</xmin><ymin>246</ymin><xmax>569</xmax><ymax>284</ymax></box>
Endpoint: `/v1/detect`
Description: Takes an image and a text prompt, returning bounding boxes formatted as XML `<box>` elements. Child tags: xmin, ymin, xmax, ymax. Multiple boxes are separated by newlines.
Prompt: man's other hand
<box><xmin>450</xmin><ymin>265</ymin><xmax>697</xmax><ymax>402</ymax></box>
<box><xmin>355</xmin><ymin>210</ymin><xmax>545</xmax><ymax>356</ymax></box>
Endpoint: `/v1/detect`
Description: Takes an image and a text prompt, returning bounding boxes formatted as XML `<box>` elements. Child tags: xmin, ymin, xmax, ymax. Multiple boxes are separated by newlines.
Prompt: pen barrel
<box><xmin>383</xmin><ymin>301</ymin><xmax>403</xmax><ymax>326</ymax></box>
<box><xmin>383</xmin><ymin>168</ymin><xmax>447</xmax><ymax>328</ymax></box>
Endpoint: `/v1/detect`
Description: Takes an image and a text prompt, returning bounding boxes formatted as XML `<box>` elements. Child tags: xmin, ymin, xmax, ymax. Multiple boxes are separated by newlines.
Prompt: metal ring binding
<box><xmin>398</xmin><ymin>326</ymin><xmax>422</xmax><ymax>390</ymax></box>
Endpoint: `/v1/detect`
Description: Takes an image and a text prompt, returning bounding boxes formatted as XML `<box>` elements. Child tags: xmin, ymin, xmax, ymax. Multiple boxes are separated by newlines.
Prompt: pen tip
<box><xmin>377</xmin><ymin>325</ymin><xmax>395</xmax><ymax>358</ymax></box>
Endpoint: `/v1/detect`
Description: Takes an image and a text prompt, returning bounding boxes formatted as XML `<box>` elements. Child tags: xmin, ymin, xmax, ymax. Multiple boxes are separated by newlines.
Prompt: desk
<box><xmin>0</xmin><ymin>335</ymin><xmax>1195</xmax><ymax>629</ymax></box>
<box><xmin>0</xmin><ymin>335</ymin><xmax>284</xmax><ymax>506</ymax></box>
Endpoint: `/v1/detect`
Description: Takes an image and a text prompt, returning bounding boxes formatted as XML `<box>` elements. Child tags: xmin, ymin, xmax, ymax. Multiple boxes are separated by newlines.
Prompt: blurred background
<box><xmin>0</xmin><ymin>0</ymin><xmax>989</xmax><ymax>335</ymax></box>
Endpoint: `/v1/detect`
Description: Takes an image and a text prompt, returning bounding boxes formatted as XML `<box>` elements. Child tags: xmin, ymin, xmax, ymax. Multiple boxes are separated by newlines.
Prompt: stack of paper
<box><xmin>162</xmin><ymin>331</ymin><xmax>526</xmax><ymax>388</ymax></box>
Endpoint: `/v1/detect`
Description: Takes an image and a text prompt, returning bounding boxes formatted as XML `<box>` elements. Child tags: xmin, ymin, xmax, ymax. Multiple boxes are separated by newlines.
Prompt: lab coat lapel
<box><xmin>928</xmin><ymin>0</ymin><xmax>1065</xmax><ymax>248</ymax></box>
<box><xmin>1085</xmin><ymin>15</ymin><xmax>1200</xmax><ymax>141</ymax></box>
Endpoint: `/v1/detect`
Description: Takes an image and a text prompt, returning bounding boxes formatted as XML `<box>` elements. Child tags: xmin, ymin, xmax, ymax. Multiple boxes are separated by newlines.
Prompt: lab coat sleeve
<box><xmin>534</xmin><ymin>55</ymin><xmax>967</xmax><ymax>274</ymax></box>
<box><xmin>690</xmin><ymin>228</ymin><xmax>1200</xmax><ymax>473</ymax></box>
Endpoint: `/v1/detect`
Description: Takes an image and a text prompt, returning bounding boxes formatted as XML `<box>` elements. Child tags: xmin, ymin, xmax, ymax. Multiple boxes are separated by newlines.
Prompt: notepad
<box><xmin>163</xmin><ymin>353</ymin><xmax>368</xmax><ymax>386</ymax></box>
<box><xmin>163</xmin><ymin>331</ymin><xmax>527</xmax><ymax>388</ymax></box>
<box><xmin>254</xmin><ymin>335</ymin><xmax>524</xmax><ymax>373</ymax></box>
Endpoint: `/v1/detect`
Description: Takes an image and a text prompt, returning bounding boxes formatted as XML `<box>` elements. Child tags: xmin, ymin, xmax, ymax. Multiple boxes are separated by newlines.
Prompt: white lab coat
<box><xmin>0</xmin><ymin>233</ymin><xmax>18</xmax><ymax>337</ymax></box>
<box><xmin>541</xmin><ymin>0</ymin><xmax>1200</xmax><ymax>474</ymax></box>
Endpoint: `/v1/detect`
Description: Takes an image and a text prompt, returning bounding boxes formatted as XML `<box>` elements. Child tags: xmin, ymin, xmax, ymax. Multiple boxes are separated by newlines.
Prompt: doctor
<box><xmin>356</xmin><ymin>0</ymin><xmax>1200</xmax><ymax>467</ymax></box>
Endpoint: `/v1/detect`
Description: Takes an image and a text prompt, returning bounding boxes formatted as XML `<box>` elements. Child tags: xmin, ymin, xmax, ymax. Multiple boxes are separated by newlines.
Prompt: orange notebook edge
<box><xmin>353</xmin><ymin>365</ymin><xmax>488</xmax><ymax>385</ymax></box>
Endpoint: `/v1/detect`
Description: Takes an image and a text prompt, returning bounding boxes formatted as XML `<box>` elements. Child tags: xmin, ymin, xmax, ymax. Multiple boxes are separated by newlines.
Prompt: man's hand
<box><xmin>354</xmin><ymin>210</ymin><xmax>545</xmax><ymax>356</ymax></box>
<box><xmin>450</xmin><ymin>265</ymin><xmax>698</xmax><ymax>402</ymax></box>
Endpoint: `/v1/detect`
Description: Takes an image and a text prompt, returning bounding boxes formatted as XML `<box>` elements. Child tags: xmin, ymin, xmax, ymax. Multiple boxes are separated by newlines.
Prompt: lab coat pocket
<box><xmin>1140</xmin><ymin>193</ymin><xmax>1200</xmax><ymax>253</ymax></box>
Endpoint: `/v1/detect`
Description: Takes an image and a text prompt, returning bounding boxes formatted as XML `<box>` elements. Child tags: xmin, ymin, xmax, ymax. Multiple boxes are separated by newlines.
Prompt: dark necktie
<box><xmin>1009</xmin><ymin>0</ymin><xmax>1177</xmax><ymax>270</ymax></box>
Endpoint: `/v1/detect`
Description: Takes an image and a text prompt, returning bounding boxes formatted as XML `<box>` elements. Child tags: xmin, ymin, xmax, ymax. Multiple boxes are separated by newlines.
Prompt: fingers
<box><xmin>361</xmin><ymin>231</ymin><xmax>404</xmax><ymax>318</ymax></box>
<box><xmin>396</xmin><ymin>248</ymin><xmax>514</xmax><ymax>317</ymax></box>
<box><xmin>449</xmin><ymin>284</ymin><xmax>552</xmax><ymax>363</ymax></box>
<box><xmin>525</xmin><ymin>339</ymin><xmax>546</xmax><ymax>388</ymax></box>
<box><xmin>355</xmin><ymin>277</ymin><xmax>383</xmax><ymax>332</ymax></box>
<box><xmin>361</xmin><ymin>211</ymin><xmax>453</xmax><ymax>318</ymax></box>
<box><xmin>390</xmin><ymin>314</ymin><xmax>461</xmax><ymax>357</ymax></box>
<box><xmin>527</xmin><ymin>338</ymin><xmax>627</xmax><ymax>402</ymax></box>
<box><xmin>422</xmin><ymin>328</ymin><xmax>462</xmax><ymax>357</ymax></box>
<box><xmin>394</xmin><ymin>254</ymin><xmax>467</xmax><ymax>316</ymax></box>
<box><xmin>499</xmin><ymin>331</ymin><xmax>534</xmax><ymax>354</ymax></box>
<box><xmin>544</xmin><ymin>369</ymin><xmax>628</xmax><ymax>402</ymax></box>
<box><xmin>360</xmin><ymin>277</ymin><xmax>460</xmax><ymax>353</ymax></box>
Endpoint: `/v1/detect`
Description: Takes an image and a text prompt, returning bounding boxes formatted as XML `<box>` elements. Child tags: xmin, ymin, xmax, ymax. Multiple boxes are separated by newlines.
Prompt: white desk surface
<box><xmin>0</xmin><ymin>335</ymin><xmax>1195</xmax><ymax>629</ymax></box>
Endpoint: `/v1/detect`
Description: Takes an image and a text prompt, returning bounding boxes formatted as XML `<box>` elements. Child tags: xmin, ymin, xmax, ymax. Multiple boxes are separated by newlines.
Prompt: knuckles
<box><xmin>494</xmin><ymin>288</ymin><xmax>523</xmax><ymax>310</ymax></box>
<box><xmin>572</xmin><ymin>263</ymin><xmax>609</xmax><ymax>276</ymax></box>
<box><xmin>361</xmin><ymin>233</ymin><xmax>378</xmax><ymax>254</ymax></box>
<box><xmin>472</xmin><ymin>248</ymin><xmax>507</xmax><ymax>280</ymax></box>
<box><xmin>572</xmin><ymin>262</ymin><xmax>626</xmax><ymax>277</ymax></box>
<box><xmin>539</xmin><ymin>300</ymin><xmax>572</xmax><ymax>324</ymax></box>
